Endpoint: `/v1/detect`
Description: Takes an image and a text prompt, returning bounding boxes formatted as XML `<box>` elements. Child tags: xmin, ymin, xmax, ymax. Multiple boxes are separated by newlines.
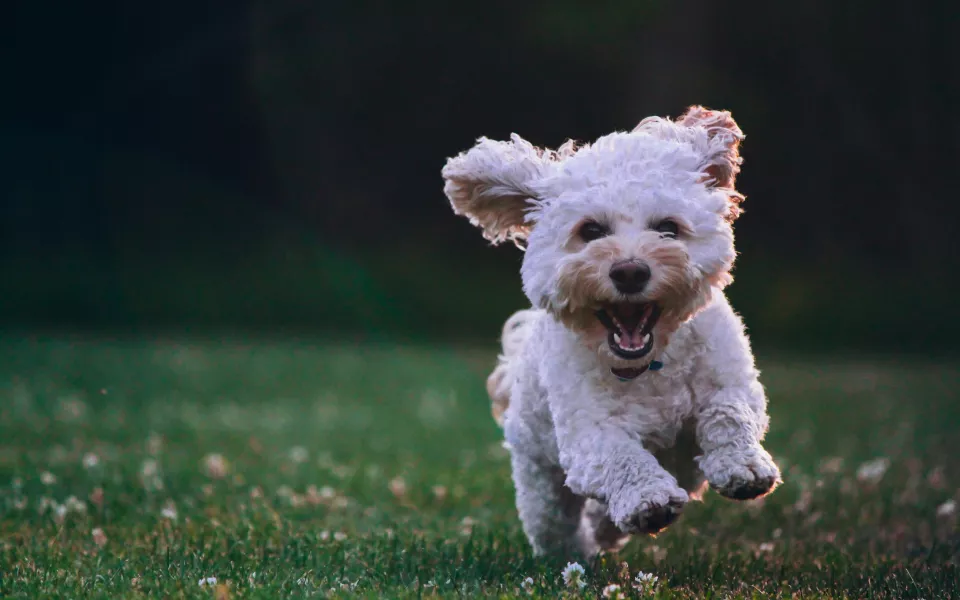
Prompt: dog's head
<box><xmin>442</xmin><ymin>106</ymin><xmax>745</xmax><ymax>372</ymax></box>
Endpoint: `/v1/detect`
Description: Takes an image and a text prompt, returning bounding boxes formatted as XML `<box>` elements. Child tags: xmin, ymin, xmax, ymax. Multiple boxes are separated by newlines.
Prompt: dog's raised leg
<box><xmin>550</xmin><ymin>401</ymin><xmax>691</xmax><ymax>537</ymax></box>
<box><xmin>695</xmin><ymin>384</ymin><xmax>781</xmax><ymax>500</ymax></box>
<box><xmin>690</xmin><ymin>305</ymin><xmax>781</xmax><ymax>500</ymax></box>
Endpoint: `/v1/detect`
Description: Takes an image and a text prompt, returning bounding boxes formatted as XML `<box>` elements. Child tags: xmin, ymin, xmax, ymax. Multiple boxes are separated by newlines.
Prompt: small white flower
<box><xmin>633</xmin><ymin>571</ymin><xmax>659</xmax><ymax>591</ymax></box>
<box><xmin>161</xmin><ymin>504</ymin><xmax>178</xmax><ymax>520</ymax></box>
<box><xmin>53</xmin><ymin>503</ymin><xmax>68</xmax><ymax>523</ymax></box>
<box><xmin>40</xmin><ymin>471</ymin><xmax>57</xmax><ymax>485</ymax></box>
<box><xmin>37</xmin><ymin>497</ymin><xmax>54</xmax><ymax>515</ymax></box>
<box><xmin>140</xmin><ymin>459</ymin><xmax>164</xmax><ymax>491</ymax></box>
<box><xmin>389</xmin><ymin>477</ymin><xmax>407</xmax><ymax>498</ymax></box>
<box><xmin>520</xmin><ymin>577</ymin><xmax>535</xmax><ymax>593</ymax></box>
<box><xmin>202</xmin><ymin>453</ymin><xmax>229</xmax><ymax>479</ymax></box>
<box><xmin>562</xmin><ymin>562</ymin><xmax>587</xmax><ymax>589</ymax></box>
<box><xmin>856</xmin><ymin>457</ymin><xmax>890</xmax><ymax>484</ymax></box>
<box><xmin>91</xmin><ymin>527</ymin><xmax>108</xmax><ymax>548</ymax></box>
<box><xmin>319</xmin><ymin>530</ymin><xmax>330</xmax><ymax>541</ymax></box>
<box><xmin>64</xmin><ymin>495</ymin><xmax>87</xmax><ymax>513</ymax></box>
<box><xmin>289</xmin><ymin>446</ymin><xmax>309</xmax><ymax>464</ymax></box>
<box><xmin>141</xmin><ymin>459</ymin><xmax>159</xmax><ymax>478</ymax></box>
<box><xmin>937</xmin><ymin>499</ymin><xmax>957</xmax><ymax>517</ymax></box>
<box><xmin>602</xmin><ymin>583</ymin><xmax>625</xmax><ymax>599</ymax></box>
<box><xmin>198</xmin><ymin>576</ymin><xmax>217</xmax><ymax>587</ymax></box>
<box><xmin>333</xmin><ymin>531</ymin><xmax>347</xmax><ymax>541</ymax></box>
<box><xmin>82</xmin><ymin>453</ymin><xmax>100</xmax><ymax>469</ymax></box>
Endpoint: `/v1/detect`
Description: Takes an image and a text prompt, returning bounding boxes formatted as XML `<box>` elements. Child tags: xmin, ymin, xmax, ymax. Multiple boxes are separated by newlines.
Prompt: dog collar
<box><xmin>611</xmin><ymin>360</ymin><xmax>663</xmax><ymax>381</ymax></box>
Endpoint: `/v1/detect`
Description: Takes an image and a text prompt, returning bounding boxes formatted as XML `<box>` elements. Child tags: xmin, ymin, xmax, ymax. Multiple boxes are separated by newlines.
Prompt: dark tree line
<box><xmin>2</xmin><ymin>1</ymin><xmax>957</xmax><ymax>342</ymax></box>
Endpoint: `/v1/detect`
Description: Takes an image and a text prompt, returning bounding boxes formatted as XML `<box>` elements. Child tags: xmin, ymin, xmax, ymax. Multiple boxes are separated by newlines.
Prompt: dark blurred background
<box><xmin>3</xmin><ymin>1</ymin><xmax>958</xmax><ymax>353</ymax></box>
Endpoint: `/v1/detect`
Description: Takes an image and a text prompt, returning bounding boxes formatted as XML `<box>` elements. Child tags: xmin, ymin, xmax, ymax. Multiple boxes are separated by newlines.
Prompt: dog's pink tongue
<box><xmin>613</xmin><ymin>304</ymin><xmax>651</xmax><ymax>349</ymax></box>
<box><xmin>620</xmin><ymin>328</ymin><xmax>645</xmax><ymax>349</ymax></box>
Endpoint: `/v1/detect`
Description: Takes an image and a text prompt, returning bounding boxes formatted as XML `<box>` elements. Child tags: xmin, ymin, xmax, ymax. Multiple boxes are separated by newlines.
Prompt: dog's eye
<box><xmin>578</xmin><ymin>221</ymin><xmax>610</xmax><ymax>242</ymax></box>
<box><xmin>652</xmin><ymin>219</ymin><xmax>680</xmax><ymax>238</ymax></box>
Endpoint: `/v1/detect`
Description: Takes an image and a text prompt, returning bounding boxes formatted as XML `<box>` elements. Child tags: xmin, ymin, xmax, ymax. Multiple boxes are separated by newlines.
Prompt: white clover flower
<box><xmin>52</xmin><ymin>503</ymin><xmax>68</xmax><ymax>523</ymax></box>
<box><xmin>141</xmin><ymin>459</ymin><xmax>159</xmax><ymax>478</ymax></box>
<box><xmin>40</xmin><ymin>472</ymin><xmax>57</xmax><ymax>485</ymax></box>
<box><xmin>633</xmin><ymin>571</ymin><xmax>659</xmax><ymax>592</ymax></box>
<box><xmin>82</xmin><ymin>453</ymin><xmax>100</xmax><ymax>469</ymax></box>
<box><xmin>856</xmin><ymin>457</ymin><xmax>890</xmax><ymax>484</ymax></box>
<box><xmin>198</xmin><ymin>576</ymin><xmax>217</xmax><ymax>587</ymax></box>
<box><xmin>389</xmin><ymin>477</ymin><xmax>407</xmax><ymax>498</ymax></box>
<box><xmin>333</xmin><ymin>531</ymin><xmax>347</xmax><ymax>541</ymax></box>
<box><xmin>937</xmin><ymin>499</ymin><xmax>957</xmax><ymax>517</ymax></box>
<box><xmin>602</xmin><ymin>583</ymin><xmax>625</xmax><ymax>599</ymax></box>
<box><xmin>520</xmin><ymin>577</ymin><xmax>535</xmax><ymax>594</ymax></box>
<box><xmin>202</xmin><ymin>453</ymin><xmax>229</xmax><ymax>479</ymax></box>
<box><xmin>160</xmin><ymin>504</ymin><xmax>178</xmax><ymax>521</ymax></box>
<box><xmin>562</xmin><ymin>562</ymin><xmax>587</xmax><ymax>589</ymax></box>
<box><xmin>289</xmin><ymin>446</ymin><xmax>309</xmax><ymax>464</ymax></box>
<box><xmin>140</xmin><ymin>459</ymin><xmax>164</xmax><ymax>491</ymax></box>
<box><xmin>37</xmin><ymin>497</ymin><xmax>54</xmax><ymax>515</ymax></box>
<box><xmin>64</xmin><ymin>496</ymin><xmax>87</xmax><ymax>513</ymax></box>
<box><xmin>91</xmin><ymin>527</ymin><xmax>108</xmax><ymax>548</ymax></box>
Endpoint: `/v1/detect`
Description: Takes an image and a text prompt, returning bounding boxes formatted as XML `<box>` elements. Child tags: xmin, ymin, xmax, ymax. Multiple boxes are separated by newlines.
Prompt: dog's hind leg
<box><xmin>578</xmin><ymin>499</ymin><xmax>630</xmax><ymax>557</ymax></box>
<box><xmin>510</xmin><ymin>451</ymin><xmax>586</xmax><ymax>558</ymax></box>
<box><xmin>487</xmin><ymin>309</ymin><xmax>540</xmax><ymax>426</ymax></box>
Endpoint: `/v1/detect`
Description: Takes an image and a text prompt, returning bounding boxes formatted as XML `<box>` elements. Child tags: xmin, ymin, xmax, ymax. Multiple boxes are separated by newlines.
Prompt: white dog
<box><xmin>442</xmin><ymin>106</ymin><xmax>782</xmax><ymax>558</ymax></box>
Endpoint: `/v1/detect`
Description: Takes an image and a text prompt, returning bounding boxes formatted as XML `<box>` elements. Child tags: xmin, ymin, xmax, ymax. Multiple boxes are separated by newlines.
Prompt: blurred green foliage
<box><xmin>2</xmin><ymin>243</ymin><xmax>954</xmax><ymax>354</ymax></box>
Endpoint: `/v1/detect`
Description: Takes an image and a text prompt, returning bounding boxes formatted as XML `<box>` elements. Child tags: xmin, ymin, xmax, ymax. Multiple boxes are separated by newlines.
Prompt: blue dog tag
<box><xmin>648</xmin><ymin>360</ymin><xmax>664</xmax><ymax>371</ymax></box>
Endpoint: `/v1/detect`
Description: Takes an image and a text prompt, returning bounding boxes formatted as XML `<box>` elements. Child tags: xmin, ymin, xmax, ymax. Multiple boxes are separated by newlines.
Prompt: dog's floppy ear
<box><xmin>442</xmin><ymin>134</ymin><xmax>547</xmax><ymax>245</ymax></box>
<box><xmin>676</xmin><ymin>105</ymin><xmax>744</xmax><ymax>192</ymax></box>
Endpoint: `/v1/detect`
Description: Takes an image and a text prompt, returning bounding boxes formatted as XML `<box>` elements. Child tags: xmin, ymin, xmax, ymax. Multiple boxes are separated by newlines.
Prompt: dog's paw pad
<box><xmin>628</xmin><ymin>503</ymin><xmax>682</xmax><ymax>534</ymax></box>
<box><xmin>701</xmin><ymin>446</ymin><xmax>782</xmax><ymax>501</ymax></box>
<box><xmin>714</xmin><ymin>471</ymin><xmax>780</xmax><ymax>500</ymax></box>
<box><xmin>618</xmin><ymin>491</ymin><xmax>687</xmax><ymax>535</ymax></box>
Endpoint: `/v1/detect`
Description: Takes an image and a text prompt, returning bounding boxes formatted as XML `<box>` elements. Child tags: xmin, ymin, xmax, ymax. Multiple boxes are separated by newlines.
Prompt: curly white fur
<box><xmin>443</xmin><ymin>106</ymin><xmax>781</xmax><ymax>559</ymax></box>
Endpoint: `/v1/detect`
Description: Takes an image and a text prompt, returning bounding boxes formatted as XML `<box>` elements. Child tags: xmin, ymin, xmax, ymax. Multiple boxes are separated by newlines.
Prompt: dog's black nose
<box><xmin>609</xmin><ymin>260</ymin><xmax>650</xmax><ymax>294</ymax></box>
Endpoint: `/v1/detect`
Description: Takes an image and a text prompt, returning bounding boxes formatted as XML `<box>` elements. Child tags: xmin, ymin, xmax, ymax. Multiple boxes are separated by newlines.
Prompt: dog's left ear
<box><xmin>635</xmin><ymin>106</ymin><xmax>745</xmax><ymax>220</ymax></box>
<box><xmin>677</xmin><ymin>106</ymin><xmax>743</xmax><ymax>188</ymax></box>
<box><xmin>442</xmin><ymin>134</ymin><xmax>548</xmax><ymax>245</ymax></box>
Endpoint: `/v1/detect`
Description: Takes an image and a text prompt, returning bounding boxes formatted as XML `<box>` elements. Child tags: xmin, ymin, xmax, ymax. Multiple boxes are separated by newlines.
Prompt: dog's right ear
<box><xmin>442</xmin><ymin>134</ymin><xmax>547</xmax><ymax>246</ymax></box>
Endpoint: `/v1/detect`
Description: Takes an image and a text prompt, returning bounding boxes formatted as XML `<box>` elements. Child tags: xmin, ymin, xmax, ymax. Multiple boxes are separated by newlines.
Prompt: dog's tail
<box><xmin>486</xmin><ymin>308</ymin><xmax>540</xmax><ymax>426</ymax></box>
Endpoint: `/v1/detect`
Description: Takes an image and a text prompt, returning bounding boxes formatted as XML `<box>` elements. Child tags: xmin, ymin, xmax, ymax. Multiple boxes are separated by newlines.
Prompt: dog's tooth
<box><xmin>613</xmin><ymin>333</ymin><xmax>621</xmax><ymax>345</ymax></box>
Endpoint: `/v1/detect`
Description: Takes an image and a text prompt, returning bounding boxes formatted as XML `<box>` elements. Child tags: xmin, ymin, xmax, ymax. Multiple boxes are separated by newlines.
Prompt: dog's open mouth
<box><xmin>595</xmin><ymin>303</ymin><xmax>661</xmax><ymax>360</ymax></box>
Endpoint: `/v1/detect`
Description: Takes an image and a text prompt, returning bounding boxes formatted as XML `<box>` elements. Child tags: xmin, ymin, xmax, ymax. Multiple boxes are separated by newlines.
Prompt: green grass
<box><xmin>0</xmin><ymin>336</ymin><xmax>957</xmax><ymax>598</ymax></box>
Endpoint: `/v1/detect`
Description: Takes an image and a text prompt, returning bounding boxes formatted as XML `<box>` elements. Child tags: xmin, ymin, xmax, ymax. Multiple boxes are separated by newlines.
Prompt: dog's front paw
<box><xmin>699</xmin><ymin>445</ymin><xmax>781</xmax><ymax>500</ymax></box>
<box><xmin>611</xmin><ymin>483</ymin><xmax>689</xmax><ymax>535</ymax></box>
